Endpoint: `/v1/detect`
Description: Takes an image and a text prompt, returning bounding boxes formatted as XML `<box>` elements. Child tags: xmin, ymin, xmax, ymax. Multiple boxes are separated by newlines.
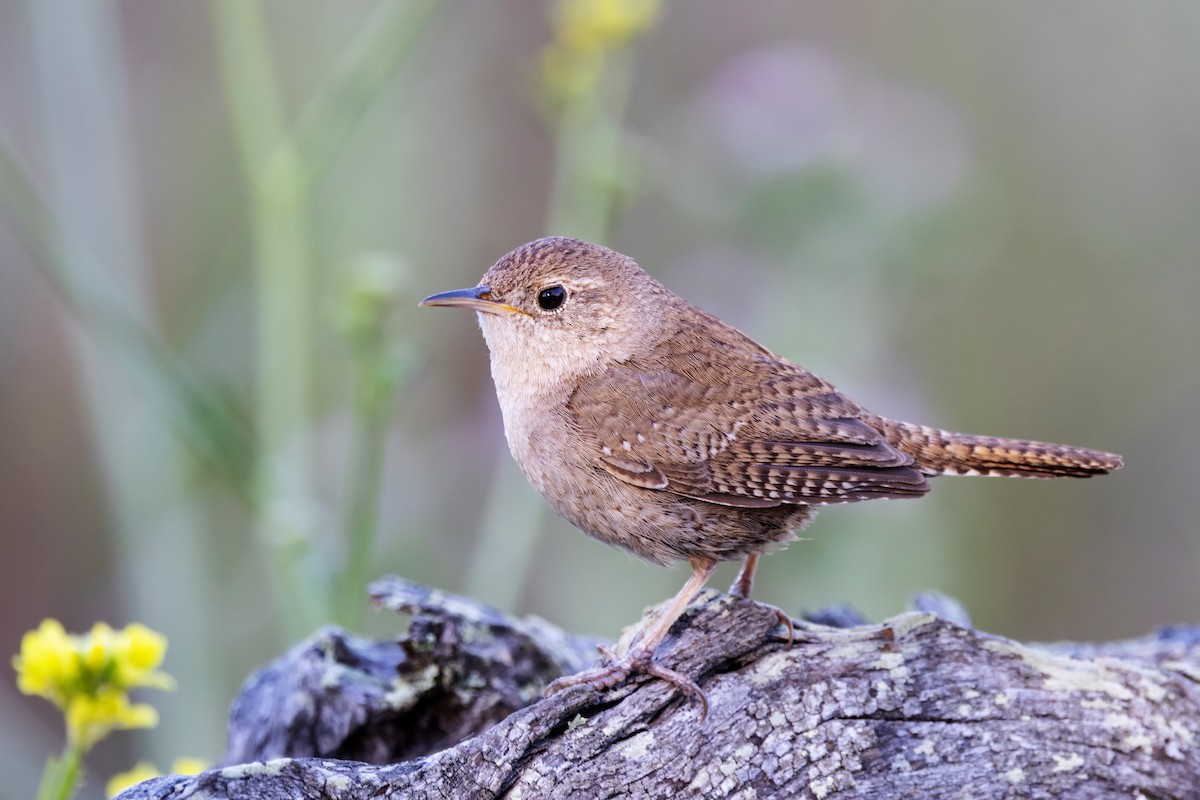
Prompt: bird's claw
<box><xmin>729</xmin><ymin>597</ymin><xmax>795</xmax><ymax>645</ymax></box>
<box><xmin>544</xmin><ymin>644</ymin><xmax>711</xmax><ymax>720</ymax></box>
<box><xmin>768</xmin><ymin>605</ymin><xmax>796</xmax><ymax>646</ymax></box>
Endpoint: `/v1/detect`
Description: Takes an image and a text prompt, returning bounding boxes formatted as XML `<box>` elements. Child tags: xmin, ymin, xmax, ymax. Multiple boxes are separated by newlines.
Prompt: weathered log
<box><xmin>117</xmin><ymin>576</ymin><xmax>1200</xmax><ymax>799</ymax></box>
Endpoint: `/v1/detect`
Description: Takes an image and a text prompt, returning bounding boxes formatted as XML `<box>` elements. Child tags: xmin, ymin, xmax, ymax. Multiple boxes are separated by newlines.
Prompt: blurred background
<box><xmin>2</xmin><ymin>0</ymin><xmax>1197</xmax><ymax>795</ymax></box>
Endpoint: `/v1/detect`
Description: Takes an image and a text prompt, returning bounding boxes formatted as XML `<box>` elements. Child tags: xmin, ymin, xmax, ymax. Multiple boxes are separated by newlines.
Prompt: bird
<box><xmin>420</xmin><ymin>236</ymin><xmax>1123</xmax><ymax>717</ymax></box>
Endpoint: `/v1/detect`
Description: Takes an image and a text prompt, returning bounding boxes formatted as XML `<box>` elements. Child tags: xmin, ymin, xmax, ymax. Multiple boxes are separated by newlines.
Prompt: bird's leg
<box><xmin>729</xmin><ymin>552</ymin><xmax>760</xmax><ymax>597</ymax></box>
<box><xmin>545</xmin><ymin>558</ymin><xmax>718</xmax><ymax>718</ymax></box>
<box><xmin>729</xmin><ymin>552</ymin><xmax>794</xmax><ymax>645</ymax></box>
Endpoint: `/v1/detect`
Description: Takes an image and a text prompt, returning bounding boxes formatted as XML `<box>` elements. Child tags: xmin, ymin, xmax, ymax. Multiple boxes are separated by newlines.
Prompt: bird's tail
<box><xmin>865</xmin><ymin>416</ymin><xmax>1123</xmax><ymax>478</ymax></box>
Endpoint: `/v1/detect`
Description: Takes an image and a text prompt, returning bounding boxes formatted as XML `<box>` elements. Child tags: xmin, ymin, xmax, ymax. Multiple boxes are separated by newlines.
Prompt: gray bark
<box><xmin>117</xmin><ymin>577</ymin><xmax>1200</xmax><ymax>799</ymax></box>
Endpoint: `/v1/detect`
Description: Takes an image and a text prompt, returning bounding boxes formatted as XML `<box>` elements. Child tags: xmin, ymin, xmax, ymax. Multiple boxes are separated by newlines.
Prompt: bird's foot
<box><xmin>761</xmin><ymin>602</ymin><xmax>796</xmax><ymax>645</ymax></box>
<box><xmin>728</xmin><ymin>595</ymin><xmax>795</xmax><ymax>646</ymax></box>
<box><xmin>545</xmin><ymin>643</ymin><xmax>710</xmax><ymax>720</ymax></box>
<box><xmin>727</xmin><ymin>555</ymin><xmax>793</xmax><ymax>643</ymax></box>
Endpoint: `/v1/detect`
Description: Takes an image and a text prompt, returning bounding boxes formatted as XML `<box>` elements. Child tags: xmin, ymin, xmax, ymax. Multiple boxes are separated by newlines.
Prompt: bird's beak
<box><xmin>419</xmin><ymin>285</ymin><xmax>530</xmax><ymax>317</ymax></box>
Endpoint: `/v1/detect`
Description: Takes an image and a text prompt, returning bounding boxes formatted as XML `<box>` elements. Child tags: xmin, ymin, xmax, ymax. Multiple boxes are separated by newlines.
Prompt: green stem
<box><xmin>336</xmin><ymin>353</ymin><xmax>397</xmax><ymax>627</ymax></box>
<box><xmin>213</xmin><ymin>0</ymin><xmax>441</xmax><ymax>637</ymax></box>
<box><xmin>214</xmin><ymin>0</ymin><xmax>324</xmax><ymax>638</ymax></box>
<box><xmin>545</xmin><ymin>50</ymin><xmax>637</xmax><ymax>239</ymax></box>
<box><xmin>292</xmin><ymin>0</ymin><xmax>440</xmax><ymax>182</ymax></box>
<box><xmin>36</xmin><ymin>744</ymin><xmax>83</xmax><ymax>800</ymax></box>
<box><xmin>57</xmin><ymin>746</ymin><xmax>82</xmax><ymax>800</ymax></box>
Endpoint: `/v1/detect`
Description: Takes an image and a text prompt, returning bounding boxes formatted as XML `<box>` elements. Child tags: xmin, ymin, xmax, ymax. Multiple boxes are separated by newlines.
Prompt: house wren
<box><xmin>421</xmin><ymin>236</ymin><xmax>1123</xmax><ymax>716</ymax></box>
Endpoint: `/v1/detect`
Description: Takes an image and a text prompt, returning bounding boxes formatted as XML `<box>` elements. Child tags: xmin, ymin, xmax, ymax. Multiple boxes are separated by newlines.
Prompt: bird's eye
<box><xmin>537</xmin><ymin>285</ymin><xmax>566</xmax><ymax>311</ymax></box>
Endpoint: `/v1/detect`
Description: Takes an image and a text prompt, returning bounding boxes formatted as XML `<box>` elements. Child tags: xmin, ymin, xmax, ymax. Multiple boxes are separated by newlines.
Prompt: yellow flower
<box><xmin>13</xmin><ymin>619</ymin><xmax>174</xmax><ymax>750</ymax></box>
<box><xmin>106</xmin><ymin>762</ymin><xmax>161</xmax><ymax>798</ymax></box>
<box><xmin>113</xmin><ymin>623</ymin><xmax>174</xmax><ymax>690</ymax></box>
<box><xmin>14</xmin><ymin>619</ymin><xmax>74</xmax><ymax>702</ymax></box>
<box><xmin>66</xmin><ymin>688</ymin><xmax>159</xmax><ymax>751</ymax></box>
<box><xmin>555</xmin><ymin>0</ymin><xmax>661</xmax><ymax>54</ymax></box>
<box><xmin>169</xmin><ymin>757</ymin><xmax>209</xmax><ymax>775</ymax></box>
<box><xmin>541</xmin><ymin>0</ymin><xmax>663</xmax><ymax>101</ymax></box>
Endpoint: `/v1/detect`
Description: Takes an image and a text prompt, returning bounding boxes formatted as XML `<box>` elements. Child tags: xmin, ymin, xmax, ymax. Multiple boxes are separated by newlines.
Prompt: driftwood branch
<box><xmin>118</xmin><ymin>577</ymin><xmax>1200</xmax><ymax>799</ymax></box>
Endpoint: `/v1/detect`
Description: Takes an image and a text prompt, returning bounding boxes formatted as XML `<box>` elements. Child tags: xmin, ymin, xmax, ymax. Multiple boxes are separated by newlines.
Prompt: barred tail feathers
<box><xmin>867</xmin><ymin>417</ymin><xmax>1123</xmax><ymax>478</ymax></box>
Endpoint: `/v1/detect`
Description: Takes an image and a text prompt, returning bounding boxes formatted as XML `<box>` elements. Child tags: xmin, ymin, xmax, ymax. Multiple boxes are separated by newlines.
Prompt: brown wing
<box><xmin>568</xmin><ymin>355</ymin><xmax>930</xmax><ymax>508</ymax></box>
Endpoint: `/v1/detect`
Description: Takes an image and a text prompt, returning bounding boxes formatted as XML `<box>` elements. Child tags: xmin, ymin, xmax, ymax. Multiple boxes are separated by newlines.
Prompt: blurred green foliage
<box><xmin>1</xmin><ymin>2</ymin><xmax>1196</xmax><ymax>797</ymax></box>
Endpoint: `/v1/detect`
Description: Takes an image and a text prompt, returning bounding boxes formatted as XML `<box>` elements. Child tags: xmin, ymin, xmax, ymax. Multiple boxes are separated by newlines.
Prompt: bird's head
<box><xmin>421</xmin><ymin>237</ymin><xmax>668</xmax><ymax>395</ymax></box>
